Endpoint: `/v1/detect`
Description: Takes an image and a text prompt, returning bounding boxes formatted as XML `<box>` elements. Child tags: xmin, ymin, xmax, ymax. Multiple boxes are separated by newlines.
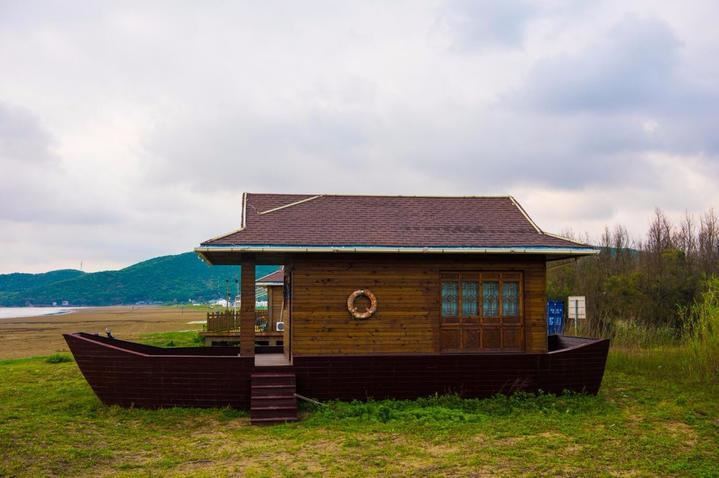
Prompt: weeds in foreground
<box><xmin>1</xmin><ymin>343</ymin><xmax>718</xmax><ymax>476</ymax></box>
<box><xmin>44</xmin><ymin>353</ymin><xmax>73</xmax><ymax>364</ymax></box>
<box><xmin>308</xmin><ymin>391</ymin><xmax>605</xmax><ymax>426</ymax></box>
<box><xmin>137</xmin><ymin>330</ymin><xmax>204</xmax><ymax>348</ymax></box>
<box><xmin>683</xmin><ymin>277</ymin><xmax>719</xmax><ymax>382</ymax></box>
<box><xmin>570</xmin><ymin>279</ymin><xmax>719</xmax><ymax>384</ymax></box>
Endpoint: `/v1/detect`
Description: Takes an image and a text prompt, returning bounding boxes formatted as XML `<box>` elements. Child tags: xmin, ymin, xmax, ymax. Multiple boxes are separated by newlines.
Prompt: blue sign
<box><xmin>547</xmin><ymin>300</ymin><xmax>564</xmax><ymax>335</ymax></box>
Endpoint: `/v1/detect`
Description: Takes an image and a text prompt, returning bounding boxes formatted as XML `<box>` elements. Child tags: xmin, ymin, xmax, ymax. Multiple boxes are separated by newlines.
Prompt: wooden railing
<box><xmin>206</xmin><ymin>310</ymin><xmax>270</xmax><ymax>333</ymax></box>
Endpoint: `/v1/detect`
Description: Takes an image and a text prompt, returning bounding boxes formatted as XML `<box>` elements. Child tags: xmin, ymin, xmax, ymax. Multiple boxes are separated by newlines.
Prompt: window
<box><xmin>502</xmin><ymin>282</ymin><xmax>519</xmax><ymax>316</ymax></box>
<box><xmin>442</xmin><ymin>272</ymin><xmax>521</xmax><ymax>322</ymax></box>
<box><xmin>461</xmin><ymin>281</ymin><xmax>478</xmax><ymax>316</ymax></box>
<box><xmin>441</xmin><ymin>281</ymin><xmax>458</xmax><ymax>317</ymax></box>
<box><xmin>482</xmin><ymin>281</ymin><xmax>499</xmax><ymax>316</ymax></box>
<box><xmin>440</xmin><ymin>271</ymin><xmax>524</xmax><ymax>352</ymax></box>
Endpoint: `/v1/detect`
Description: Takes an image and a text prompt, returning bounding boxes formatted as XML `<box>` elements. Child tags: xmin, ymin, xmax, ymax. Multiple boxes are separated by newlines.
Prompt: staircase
<box><xmin>250</xmin><ymin>371</ymin><xmax>298</xmax><ymax>425</ymax></box>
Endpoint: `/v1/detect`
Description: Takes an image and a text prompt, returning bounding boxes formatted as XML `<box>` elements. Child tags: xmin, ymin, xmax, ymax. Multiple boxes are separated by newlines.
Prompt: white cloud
<box><xmin>0</xmin><ymin>0</ymin><xmax>718</xmax><ymax>272</ymax></box>
<box><xmin>642</xmin><ymin>120</ymin><xmax>659</xmax><ymax>134</ymax></box>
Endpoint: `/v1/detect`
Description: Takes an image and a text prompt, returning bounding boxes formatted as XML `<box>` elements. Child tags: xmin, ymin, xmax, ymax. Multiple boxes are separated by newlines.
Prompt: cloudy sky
<box><xmin>1</xmin><ymin>0</ymin><xmax>718</xmax><ymax>273</ymax></box>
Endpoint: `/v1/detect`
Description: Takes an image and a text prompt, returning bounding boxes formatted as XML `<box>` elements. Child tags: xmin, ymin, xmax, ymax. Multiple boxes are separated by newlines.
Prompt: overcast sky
<box><xmin>1</xmin><ymin>0</ymin><xmax>718</xmax><ymax>273</ymax></box>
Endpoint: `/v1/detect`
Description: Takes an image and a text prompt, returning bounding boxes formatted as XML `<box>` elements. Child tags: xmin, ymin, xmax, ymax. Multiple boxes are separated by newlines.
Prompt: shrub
<box><xmin>610</xmin><ymin>320</ymin><xmax>678</xmax><ymax>350</ymax></box>
<box><xmin>310</xmin><ymin>391</ymin><xmax>603</xmax><ymax>426</ymax></box>
<box><xmin>45</xmin><ymin>354</ymin><xmax>73</xmax><ymax>364</ymax></box>
<box><xmin>683</xmin><ymin>278</ymin><xmax>719</xmax><ymax>382</ymax></box>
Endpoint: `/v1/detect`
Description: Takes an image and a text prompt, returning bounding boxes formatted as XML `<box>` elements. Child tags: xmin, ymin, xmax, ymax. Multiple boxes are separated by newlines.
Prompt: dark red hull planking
<box><xmin>64</xmin><ymin>333</ymin><xmax>609</xmax><ymax>409</ymax></box>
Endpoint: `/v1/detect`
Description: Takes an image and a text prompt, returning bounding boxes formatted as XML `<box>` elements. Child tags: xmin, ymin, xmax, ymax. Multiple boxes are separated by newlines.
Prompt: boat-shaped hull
<box><xmin>65</xmin><ymin>333</ymin><xmax>609</xmax><ymax>409</ymax></box>
<box><xmin>292</xmin><ymin>335</ymin><xmax>610</xmax><ymax>401</ymax></box>
<box><xmin>64</xmin><ymin>333</ymin><xmax>254</xmax><ymax>408</ymax></box>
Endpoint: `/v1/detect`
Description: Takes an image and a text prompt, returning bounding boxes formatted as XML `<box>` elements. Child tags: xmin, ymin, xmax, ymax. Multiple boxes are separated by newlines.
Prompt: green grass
<box><xmin>1</xmin><ymin>348</ymin><xmax>717</xmax><ymax>477</ymax></box>
<box><xmin>44</xmin><ymin>353</ymin><xmax>74</xmax><ymax>364</ymax></box>
<box><xmin>137</xmin><ymin>330</ymin><xmax>205</xmax><ymax>348</ymax></box>
<box><xmin>584</xmin><ymin>278</ymin><xmax>719</xmax><ymax>385</ymax></box>
<box><xmin>684</xmin><ymin>279</ymin><xmax>719</xmax><ymax>383</ymax></box>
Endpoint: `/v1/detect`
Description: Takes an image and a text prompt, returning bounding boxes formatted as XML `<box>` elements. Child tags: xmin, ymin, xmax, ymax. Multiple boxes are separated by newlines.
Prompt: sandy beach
<box><xmin>0</xmin><ymin>306</ymin><xmax>206</xmax><ymax>359</ymax></box>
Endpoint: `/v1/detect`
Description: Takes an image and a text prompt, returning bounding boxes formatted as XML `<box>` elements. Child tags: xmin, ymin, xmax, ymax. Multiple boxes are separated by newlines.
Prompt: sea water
<box><xmin>0</xmin><ymin>307</ymin><xmax>79</xmax><ymax>320</ymax></box>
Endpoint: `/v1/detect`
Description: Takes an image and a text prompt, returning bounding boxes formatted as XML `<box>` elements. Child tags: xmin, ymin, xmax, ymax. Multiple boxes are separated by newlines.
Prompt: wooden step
<box><xmin>250</xmin><ymin>370</ymin><xmax>298</xmax><ymax>425</ymax></box>
<box><xmin>250</xmin><ymin>416</ymin><xmax>299</xmax><ymax>425</ymax></box>
<box><xmin>251</xmin><ymin>385</ymin><xmax>296</xmax><ymax>397</ymax></box>
<box><xmin>251</xmin><ymin>372</ymin><xmax>295</xmax><ymax>378</ymax></box>
<box><xmin>250</xmin><ymin>373</ymin><xmax>296</xmax><ymax>386</ymax></box>
<box><xmin>252</xmin><ymin>396</ymin><xmax>297</xmax><ymax>407</ymax></box>
<box><xmin>251</xmin><ymin>407</ymin><xmax>298</xmax><ymax>420</ymax></box>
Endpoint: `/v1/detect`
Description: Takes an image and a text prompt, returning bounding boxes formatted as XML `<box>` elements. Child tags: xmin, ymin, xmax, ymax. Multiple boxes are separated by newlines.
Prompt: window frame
<box><xmin>439</xmin><ymin>271</ymin><xmax>524</xmax><ymax>352</ymax></box>
<box><xmin>440</xmin><ymin>271</ymin><xmax>522</xmax><ymax>322</ymax></box>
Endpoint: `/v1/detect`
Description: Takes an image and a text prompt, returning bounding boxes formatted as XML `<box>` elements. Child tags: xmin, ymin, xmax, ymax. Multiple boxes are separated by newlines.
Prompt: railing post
<box><xmin>240</xmin><ymin>259</ymin><xmax>256</xmax><ymax>357</ymax></box>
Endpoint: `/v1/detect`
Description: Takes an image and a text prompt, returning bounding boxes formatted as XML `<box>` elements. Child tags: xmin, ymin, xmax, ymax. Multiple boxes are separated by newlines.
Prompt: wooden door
<box><xmin>440</xmin><ymin>271</ymin><xmax>524</xmax><ymax>352</ymax></box>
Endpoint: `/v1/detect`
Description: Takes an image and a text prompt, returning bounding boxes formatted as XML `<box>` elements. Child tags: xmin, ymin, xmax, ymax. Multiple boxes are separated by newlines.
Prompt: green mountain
<box><xmin>0</xmin><ymin>253</ymin><xmax>279</xmax><ymax>306</ymax></box>
<box><xmin>0</xmin><ymin>269</ymin><xmax>87</xmax><ymax>296</ymax></box>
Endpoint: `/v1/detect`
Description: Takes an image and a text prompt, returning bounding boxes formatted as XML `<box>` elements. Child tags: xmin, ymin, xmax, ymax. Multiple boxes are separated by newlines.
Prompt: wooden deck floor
<box><xmin>254</xmin><ymin>353</ymin><xmax>291</xmax><ymax>367</ymax></box>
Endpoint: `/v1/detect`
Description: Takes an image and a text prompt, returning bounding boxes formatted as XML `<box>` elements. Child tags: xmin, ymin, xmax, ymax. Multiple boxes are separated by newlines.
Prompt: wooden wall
<box><xmin>288</xmin><ymin>254</ymin><xmax>547</xmax><ymax>356</ymax></box>
<box><xmin>524</xmin><ymin>260</ymin><xmax>549</xmax><ymax>354</ymax></box>
<box><xmin>267</xmin><ymin>285</ymin><xmax>283</xmax><ymax>330</ymax></box>
<box><xmin>66</xmin><ymin>332</ymin><xmax>609</xmax><ymax>410</ymax></box>
<box><xmin>293</xmin><ymin>337</ymin><xmax>609</xmax><ymax>401</ymax></box>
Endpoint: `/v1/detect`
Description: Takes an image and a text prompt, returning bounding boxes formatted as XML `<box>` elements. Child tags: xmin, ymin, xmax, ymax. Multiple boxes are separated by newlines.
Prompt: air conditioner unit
<box><xmin>276</xmin><ymin>321</ymin><xmax>285</xmax><ymax>332</ymax></box>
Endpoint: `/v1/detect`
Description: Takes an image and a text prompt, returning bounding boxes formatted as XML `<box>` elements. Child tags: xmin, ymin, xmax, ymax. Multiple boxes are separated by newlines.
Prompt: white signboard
<box><xmin>567</xmin><ymin>296</ymin><xmax>586</xmax><ymax>320</ymax></box>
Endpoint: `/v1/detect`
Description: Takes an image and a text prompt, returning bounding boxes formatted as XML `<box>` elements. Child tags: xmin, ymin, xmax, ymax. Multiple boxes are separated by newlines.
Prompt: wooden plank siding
<box><xmin>65</xmin><ymin>332</ymin><xmax>609</xmax><ymax>409</ymax></box>
<box><xmin>288</xmin><ymin>254</ymin><xmax>547</xmax><ymax>355</ymax></box>
<box><xmin>267</xmin><ymin>285</ymin><xmax>283</xmax><ymax>330</ymax></box>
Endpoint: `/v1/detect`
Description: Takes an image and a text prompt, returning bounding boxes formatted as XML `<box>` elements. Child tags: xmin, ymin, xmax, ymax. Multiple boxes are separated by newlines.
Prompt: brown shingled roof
<box><xmin>256</xmin><ymin>268</ymin><xmax>284</xmax><ymax>285</ymax></box>
<box><xmin>199</xmin><ymin>193</ymin><xmax>593</xmax><ymax>252</ymax></box>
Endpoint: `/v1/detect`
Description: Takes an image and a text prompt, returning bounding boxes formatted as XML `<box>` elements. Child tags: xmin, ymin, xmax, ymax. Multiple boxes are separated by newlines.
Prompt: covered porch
<box><xmin>199</xmin><ymin>262</ymin><xmax>286</xmax><ymax>351</ymax></box>
<box><xmin>200</xmin><ymin>309</ymin><xmax>284</xmax><ymax>349</ymax></box>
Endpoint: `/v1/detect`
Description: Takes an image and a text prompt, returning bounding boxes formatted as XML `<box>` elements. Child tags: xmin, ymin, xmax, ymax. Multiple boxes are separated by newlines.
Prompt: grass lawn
<box><xmin>1</xmin><ymin>336</ymin><xmax>717</xmax><ymax>477</ymax></box>
<box><xmin>136</xmin><ymin>330</ymin><xmax>206</xmax><ymax>348</ymax></box>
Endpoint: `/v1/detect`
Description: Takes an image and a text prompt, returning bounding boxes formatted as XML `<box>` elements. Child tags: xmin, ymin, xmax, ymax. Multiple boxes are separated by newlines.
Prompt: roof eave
<box><xmin>195</xmin><ymin>244</ymin><xmax>598</xmax><ymax>258</ymax></box>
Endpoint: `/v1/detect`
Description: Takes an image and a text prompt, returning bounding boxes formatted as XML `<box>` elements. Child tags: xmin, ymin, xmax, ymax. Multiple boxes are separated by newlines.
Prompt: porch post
<box><xmin>240</xmin><ymin>259</ymin><xmax>256</xmax><ymax>357</ymax></box>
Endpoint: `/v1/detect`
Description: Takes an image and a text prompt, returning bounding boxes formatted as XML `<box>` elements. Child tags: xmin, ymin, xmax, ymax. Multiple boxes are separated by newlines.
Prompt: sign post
<box><xmin>567</xmin><ymin>296</ymin><xmax>586</xmax><ymax>335</ymax></box>
<box><xmin>547</xmin><ymin>300</ymin><xmax>564</xmax><ymax>335</ymax></box>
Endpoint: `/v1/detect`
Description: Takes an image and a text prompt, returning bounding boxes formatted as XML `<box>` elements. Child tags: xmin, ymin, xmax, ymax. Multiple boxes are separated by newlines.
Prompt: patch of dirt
<box><xmin>563</xmin><ymin>444</ymin><xmax>584</xmax><ymax>454</ymax></box>
<box><xmin>663</xmin><ymin>421</ymin><xmax>698</xmax><ymax>447</ymax></box>
<box><xmin>0</xmin><ymin>306</ymin><xmax>205</xmax><ymax>359</ymax></box>
<box><xmin>493</xmin><ymin>435</ymin><xmax>527</xmax><ymax>446</ymax></box>
<box><xmin>424</xmin><ymin>442</ymin><xmax>461</xmax><ymax>457</ymax></box>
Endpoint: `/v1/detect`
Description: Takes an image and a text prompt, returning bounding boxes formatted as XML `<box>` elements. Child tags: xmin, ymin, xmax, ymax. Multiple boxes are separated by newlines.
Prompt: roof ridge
<box><xmin>509</xmin><ymin>196</ymin><xmax>543</xmax><ymax>234</ymax></box>
<box><xmin>248</xmin><ymin>192</ymin><xmax>513</xmax><ymax>199</ymax></box>
<box><xmin>541</xmin><ymin>230</ymin><xmax>591</xmax><ymax>247</ymax></box>
<box><xmin>257</xmin><ymin>195</ymin><xmax>322</xmax><ymax>215</ymax></box>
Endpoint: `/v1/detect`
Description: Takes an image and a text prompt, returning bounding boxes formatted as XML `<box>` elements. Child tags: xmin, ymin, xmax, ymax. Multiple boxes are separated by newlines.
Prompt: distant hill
<box><xmin>0</xmin><ymin>253</ymin><xmax>279</xmax><ymax>306</ymax></box>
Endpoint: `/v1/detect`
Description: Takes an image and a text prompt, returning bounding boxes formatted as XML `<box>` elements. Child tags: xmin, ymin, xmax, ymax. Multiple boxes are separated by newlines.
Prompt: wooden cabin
<box><xmin>195</xmin><ymin>193</ymin><xmax>598</xmax><ymax>358</ymax></box>
<box><xmin>66</xmin><ymin>193</ymin><xmax>609</xmax><ymax>424</ymax></box>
